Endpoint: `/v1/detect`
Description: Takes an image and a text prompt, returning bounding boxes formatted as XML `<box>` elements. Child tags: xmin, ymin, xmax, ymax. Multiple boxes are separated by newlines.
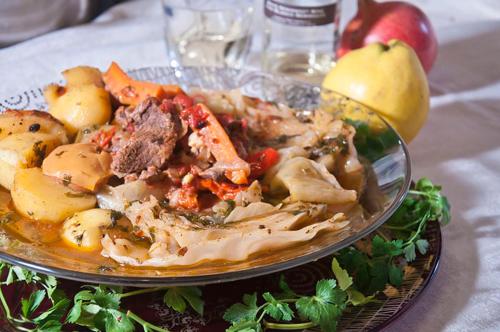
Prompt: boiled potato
<box><xmin>61</xmin><ymin>208</ymin><xmax>120</xmax><ymax>251</ymax></box>
<box><xmin>0</xmin><ymin>160</ymin><xmax>16</xmax><ymax>191</ymax></box>
<box><xmin>62</xmin><ymin>66</ymin><xmax>103</xmax><ymax>87</ymax></box>
<box><xmin>12</xmin><ymin>168</ymin><xmax>96</xmax><ymax>223</ymax></box>
<box><xmin>0</xmin><ymin>110</ymin><xmax>68</xmax><ymax>143</ymax></box>
<box><xmin>74</xmin><ymin>124</ymin><xmax>118</xmax><ymax>144</ymax></box>
<box><xmin>46</xmin><ymin>84</ymin><xmax>112</xmax><ymax>135</ymax></box>
<box><xmin>42</xmin><ymin>143</ymin><xmax>112</xmax><ymax>192</ymax></box>
<box><xmin>0</xmin><ymin>132</ymin><xmax>63</xmax><ymax>190</ymax></box>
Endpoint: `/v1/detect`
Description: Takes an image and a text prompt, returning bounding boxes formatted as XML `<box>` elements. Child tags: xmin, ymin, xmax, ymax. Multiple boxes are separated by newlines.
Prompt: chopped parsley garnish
<box><xmin>110</xmin><ymin>210</ymin><xmax>123</xmax><ymax>227</ymax></box>
<box><xmin>62</xmin><ymin>175</ymin><xmax>72</xmax><ymax>186</ymax></box>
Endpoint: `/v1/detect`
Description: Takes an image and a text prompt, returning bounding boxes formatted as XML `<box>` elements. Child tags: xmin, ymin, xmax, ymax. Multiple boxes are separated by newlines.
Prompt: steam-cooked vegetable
<box><xmin>271</xmin><ymin>157</ymin><xmax>357</xmax><ymax>204</ymax></box>
<box><xmin>102</xmin><ymin>62</ymin><xmax>182</xmax><ymax>105</ymax></box>
<box><xmin>0</xmin><ymin>132</ymin><xmax>63</xmax><ymax>190</ymax></box>
<box><xmin>182</xmin><ymin>104</ymin><xmax>250</xmax><ymax>184</ymax></box>
<box><xmin>97</xmin><ymin>180</ymin><xmax>169</xmax><ymax>212</ymax></box>
<box><xmin>42</xmin><ymin>143</ymin><xmax>112</xmax><ymax>192</ymax></box>
<box><xmin>45</xmin><ymin>83</ymin><xmax>112</xmax><ymax>135</ymax></box>
<box><xmin>0</xmin><ymin>110</ymin><xmax>68</xmax><ymax>143</ymax></box>
<box><xmin>61</xmin><ymin>208</ymin><xmax>124</xmax><ymax>251</ymax></box>
<box><xmin>44</xmin><ymin>65</ymin><xmax>112</xmax><ymax>135</ymax></box>
<box><xmin>62</xmin><ymin>66</ymin><xmax>104</xmax><ymax>87</ymax></box>
<box><xmin>11</xmin><ymin>168</ymin><xmax>96</xmax><ymax>223</ymax></box>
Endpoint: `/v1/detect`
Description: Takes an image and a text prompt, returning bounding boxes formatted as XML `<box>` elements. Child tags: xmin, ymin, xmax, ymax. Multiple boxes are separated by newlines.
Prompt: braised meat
<box><xmin>112</xmin><ymin>98</ymin><xmax>181</xmax><ymax>178</ymax></box>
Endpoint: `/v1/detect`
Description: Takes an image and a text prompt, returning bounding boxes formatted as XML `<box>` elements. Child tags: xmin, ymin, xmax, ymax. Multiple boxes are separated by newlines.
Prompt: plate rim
<box><xmin>0</xmin><ymin>66</ymin><xmax>412</xmax><ymax>287</ymax></box>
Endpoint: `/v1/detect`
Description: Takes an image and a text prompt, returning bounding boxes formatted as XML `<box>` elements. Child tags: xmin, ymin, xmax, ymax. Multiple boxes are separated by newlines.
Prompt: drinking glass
<box><xmin>262</xmin><ymin>0</ymin><xmax>342</xmax><ymax>84</ymax></box>
<box><xmin>162</xmin><ymin>0</ymin><xmax>255</xmax><ymax>68</ymax></box>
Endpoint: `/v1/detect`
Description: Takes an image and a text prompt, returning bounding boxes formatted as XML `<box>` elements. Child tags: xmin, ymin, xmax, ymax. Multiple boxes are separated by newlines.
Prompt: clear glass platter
<box><xmin>0</xmin><ymin>67</ymin><xmax>411</xmax><ymax>286</ymax></box>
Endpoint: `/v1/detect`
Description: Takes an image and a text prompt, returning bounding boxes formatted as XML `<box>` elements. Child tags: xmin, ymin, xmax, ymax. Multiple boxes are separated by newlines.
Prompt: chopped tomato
<box><xmin>199</xmin><ymin>178</ymin><xmax>247</xmax><ymax>200</ymax></box>
<box><xmin>172</xmin><ymin>185</ymin><xmax>199</xmax><ymax>210</ymax></box>
<box><xmin>91</xmin><ymin>127</ymin><xmax>116</xmax><ymax>150</ymax></box>
<box><xmin>180</xmin><ymin>105</ymin><xmax>209</xmax><ymax>130</ymax></box>
<box><xmin>173</xmin><ymin>94</ymin><xmax>194</xmax><ymax>109</ymax></box>
<box><xmin>247</xmin><ymin>147</ymin><xmax>280</xmax><ymax>178</ymax></box>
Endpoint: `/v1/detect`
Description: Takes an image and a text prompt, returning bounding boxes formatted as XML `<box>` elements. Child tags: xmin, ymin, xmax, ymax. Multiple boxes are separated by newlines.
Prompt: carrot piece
<box><xmin>182</xmin><ymin>104</ymin><xmax>250</xmax><ymax>185</ymax></box>
<box><xmin>199</xmin><ymin>178</ymin><xmax>247</xmax><ymax>200</ymax></box>
<box><xmin>102</xmin><ymin>62</ymin><xmax>183</xmax><ymax>105</ymax></box>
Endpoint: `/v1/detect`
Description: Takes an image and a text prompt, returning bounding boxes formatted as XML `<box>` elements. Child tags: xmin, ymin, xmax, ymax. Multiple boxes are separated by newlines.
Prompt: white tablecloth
<box><xmin>0</xmin><ymin>1</ymin><xmax>499</xmax><ymax>331</ymax></box>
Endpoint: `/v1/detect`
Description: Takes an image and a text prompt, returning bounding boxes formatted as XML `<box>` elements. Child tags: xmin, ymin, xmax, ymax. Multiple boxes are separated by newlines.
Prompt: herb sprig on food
<box><xmin>0</xmin><ymin>178</ymin><xmax>449</xmax><ymax>332</ymax></box>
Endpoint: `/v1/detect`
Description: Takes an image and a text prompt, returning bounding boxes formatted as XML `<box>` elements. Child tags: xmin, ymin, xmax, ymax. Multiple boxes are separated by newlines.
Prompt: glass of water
<box><xmin>162</xmin><ymin>0</ymin><xmax>255</xmax><ymax>68</ymax></box>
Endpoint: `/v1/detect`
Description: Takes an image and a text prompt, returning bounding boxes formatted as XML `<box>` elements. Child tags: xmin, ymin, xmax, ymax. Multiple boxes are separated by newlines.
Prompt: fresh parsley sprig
<box><xmin>0</xmin><ymin>264</ymin><xmax>204</xmax><ymax>332</ymax></box>
<box><xmin>383</xmin><ymin>178</ymin><xmax>451</xmax><ymax>261</ymax></box>
<box><xmin>224</xmin><ymin>277</ymin><xmax>346</xmax><ymax>332</ymax></box>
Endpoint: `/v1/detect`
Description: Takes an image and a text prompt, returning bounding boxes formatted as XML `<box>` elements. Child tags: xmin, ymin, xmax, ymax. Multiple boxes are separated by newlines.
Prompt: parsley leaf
<box><xmin>388</xmin><ymin>264</ymin><xmax>403</xmax><ymax>287</ymax></box>
<box><xmin>331</xmin><ymin>258</ymin><xmax>353</xmax><ymax>291</ymax></box>
<box><xmin>262</xmin><ymin>292</ymin><xmax>294</xmax><ymax>321</ymax></box>
<box><xmin>295</xmin><ymin>279</ymin><xmax>346</xmax><ymax>331</ymax></box>
<box><xmin>164</xmin><ymin>286</ymin><xmax>204</xmax><ymax>316</ymax></box>
<box><xmin>224</xmin><ymin>293</ymin><xmax>259</xmax><ymax>324</ymax></box>
<box><xmin>66</xmin><ymin>285</ymin><xmax>135</xmax><ymax>332</ymax></box>
<box><xmin>346</xmin><ymin>289</ymin><xmax>375</xmax><ymax>306</ymax></box>
<box><xmin>32</xmin><ymin>297</ymin><xmax>70</xmax><ymax>325</ymax></box>
<box><xmin>345</xmin><ymin>119</ymin><xmax>399</xmax><ymax>162</ymax></box>
<box><xmin>35</xmin><ymin>320</ymin><xmax>63</xmax><ymax>332</ymax></box>
<box><xmin>416</xmin><ymin>239</ymin><xmax>430</xmax><ymax>255</ymax></box>
<box><xmin>384</xmin><ymin>178</ymin><xmax>450</xmax><ymax>262</ymax></box>
<box><xmin>371</xmin><ymin>236</ymin><xmax>403</xmax><ymax>257</ymax></box>
<box><xmin>404</xmin><ymin>243</ymin><xmax>417</xmax><ymax>261</ymax></box>
<box><xmin>226</xmin><ymin>320</ymin><xmax>262</xmax><ymax>332</ymax></box>
<box><xmin>21</xmin><ymin>289</ymin><xmax>46</xmax><ymax>318</ymax></box>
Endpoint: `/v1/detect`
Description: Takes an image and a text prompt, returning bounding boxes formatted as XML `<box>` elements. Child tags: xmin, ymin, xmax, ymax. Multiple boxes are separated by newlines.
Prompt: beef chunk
<box><xmin>112</xmin><ymin>98</ymin><xmax>180</xmax><ymax>177</ymax></box>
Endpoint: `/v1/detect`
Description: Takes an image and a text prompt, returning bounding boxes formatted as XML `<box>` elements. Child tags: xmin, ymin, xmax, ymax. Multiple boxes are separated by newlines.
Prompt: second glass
<box><xmin>162</xmin><ymin>0</ymin><xmax>254</xmax><ymax>68</ymax></box>
<box><xmin>262</xmin><ymin>0</ymin><xmax>342</xmax><ymax>84</ymax></box>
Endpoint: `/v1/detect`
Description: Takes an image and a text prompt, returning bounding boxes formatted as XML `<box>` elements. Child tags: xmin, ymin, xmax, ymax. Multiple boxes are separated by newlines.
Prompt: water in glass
<box><xmin>163</xmin><ymin>0</ymin><xmax>254</xmax><ymax>68</ymax></box>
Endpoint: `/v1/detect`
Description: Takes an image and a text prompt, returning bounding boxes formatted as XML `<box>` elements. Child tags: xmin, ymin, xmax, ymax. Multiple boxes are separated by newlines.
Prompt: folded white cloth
<box><xmin>0</xmin><ymin>1</ymin><xmax>500</xmax><ymax>331</ymax></box>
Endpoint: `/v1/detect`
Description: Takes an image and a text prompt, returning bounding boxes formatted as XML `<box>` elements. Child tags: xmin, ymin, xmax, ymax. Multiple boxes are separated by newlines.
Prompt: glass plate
<box><xmin>0</xmin><ymin>67</ymin><xmax>411</xmax><ymax>286</ymax></box>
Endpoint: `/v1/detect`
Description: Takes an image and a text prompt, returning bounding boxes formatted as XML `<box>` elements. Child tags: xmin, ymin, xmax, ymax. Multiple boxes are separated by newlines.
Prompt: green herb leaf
<box><xmin>416</xmin><ymin>239</ymin><xmax>430</xmax><ymax>255</ymax></box>
<box><xmin>371</xmin><ymin>236</ymin><xmax>403</xmax><ymax>257</ymax></box>
<box><xmin>388</xmin><ymin>264</ymin><xmax>403</xmax><ymax>287</ymax></box>
<box><xmin>331</xmin><ymin>258</ymin><xmax>353</xmax><ymax>291</ymax></box>
<box><xmin>346</xmin><ymin>289</ymin><xmax>375</xmax><ymax>306</ymax></box>
<box><xmin>345</xmin><ymin>119</ymin><xmax>399</xmax><ymax>162</ymax></box>
<box><xmin>224</xmin><ymin>293</ymin><xmax>259</xmax><ymax>324</ymax></box>
<box><xmin>404</xmin><ymin>243</ymin><xmax>416</xmax><ymax>262</ymax></box>
<box><xmin>104</xmin><ymin>308</ymin><xmax>135</xmax><ymax>332</ymax></box>
<box><xmin>21</xmin><ymin>289</ymin><xmax>46</xmax><ymax>318</ymax></box>
<box><xmin>295</xmin><ymin>279</ymin><xmax>346</xmax><ymax>331</ymax></box>
<box><xmin>226</xmin><ymin>319</ymin><xmax>262</xmax><ymax>332</ymax></box>
<box><xmin>35</xmin><ymin>320</ymin><xmax>63</xmax><ymax>332</ymax></box>
<box><xmin>164</xmin><ymin>286</ymin><xmax>204</xmax><ymax>316</ymax></box>
<box><xmin>65</xmin><ymin>300</ymin><xmax>82</xmax><ymax>323</ymax></box>
<box><xmin>262</xmin><ymin>292</ymin><xmax>294</xmax><ymax>321</ymax></box>
<box><xmin>164</xmin><ymin>288</ymin><xmax>187</xmax><ymax>313</ymax></box>
<box><xmin>32</xmin><ymin>297</ymin><xmax>70</xmax><ymax>325</ymax></box>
